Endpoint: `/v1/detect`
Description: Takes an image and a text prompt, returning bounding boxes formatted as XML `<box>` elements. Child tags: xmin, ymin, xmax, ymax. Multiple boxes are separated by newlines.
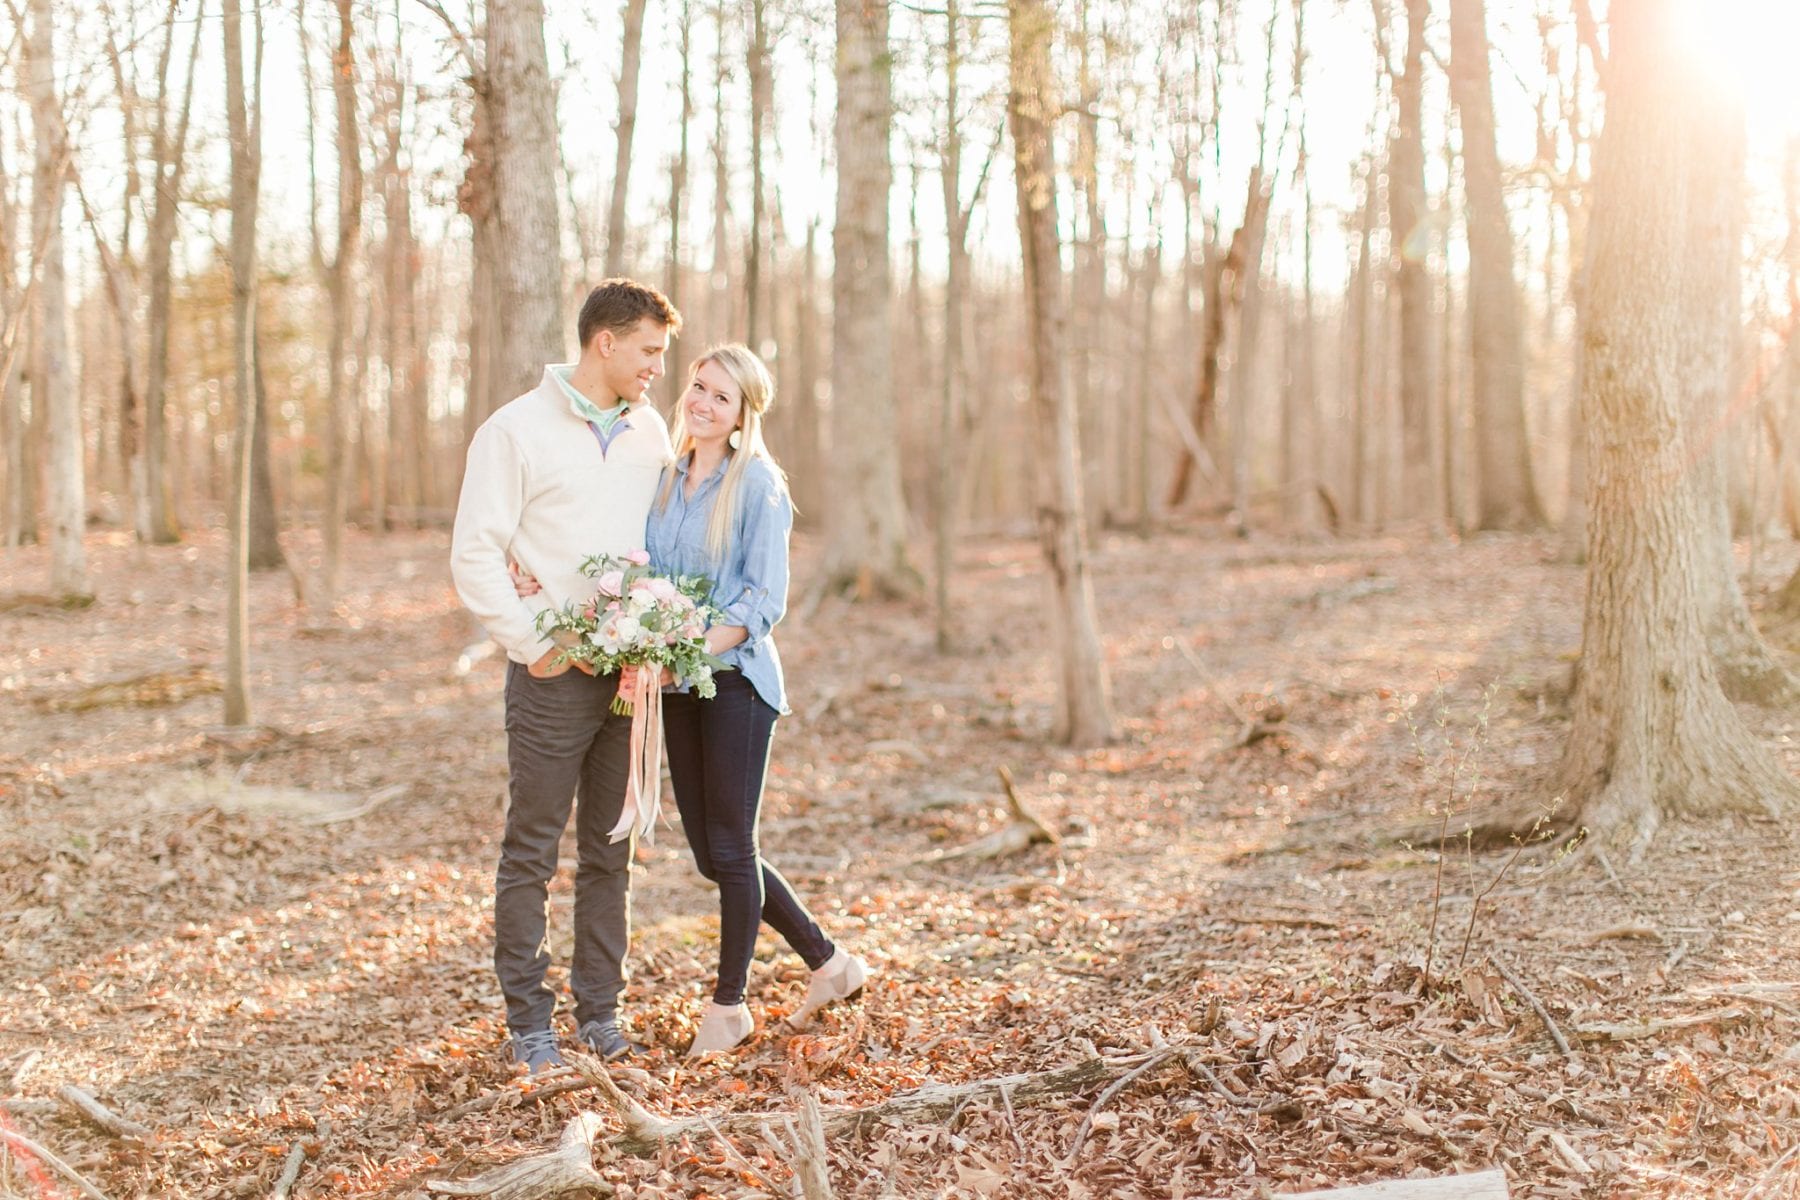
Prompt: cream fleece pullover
<box><xmin>451</xmin><ymin>366</ymin><xmax>673</xmax><ymax>665</ymax></box>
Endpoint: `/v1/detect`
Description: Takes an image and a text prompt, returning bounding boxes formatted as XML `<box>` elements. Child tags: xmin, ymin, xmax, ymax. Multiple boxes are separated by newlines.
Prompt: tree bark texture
<box><xmin>664</xmin><ymin>0</ymin><xmax>693</xmax><ymax>409</ymax></box>
<box><xmin>0</xmin><ymin>130</ymin><xmax>28</xmax><ymax>549</ymax></box>
<box><xmin>1388</xmin><ymin>0</ymin><xmax>1438</xmax><ymax>528</ymax></box>
<box><xmin>221</xmin><ymin>0</ymin><xmax>261</xmax><ymax>726</ymax></box>
<box><xmin>824</xmin><ymin>0</ymin><xmax>917</xmax><ymax>598</ymax></box>
<box><xmin>1008</xmin><ymin>0</ymin><xmax>1115</xmax><ymax>748</ymax></box>
<box><xmin>1555</xmin><ymin>0</ymin><xmax>1795</xmax><ymax>856</ymax></box>
<box><xmin>1448</xmin><ymin>0</ymin><xmax>1545</xmax><ymax>532</ymax></box>
<box><xmin>605</xmin><ymin>0</ymin><xmax>648</xmax><ymax>277</ymax></box>
<box><xmin>27</xmin><ymin>0</ymin><xmax>87</xmax><ymax>596</ymax></box>
<box><xmin>486</xmin><ymin>0</ymin><xmax>566</xmax><ymax>399</ymax></box>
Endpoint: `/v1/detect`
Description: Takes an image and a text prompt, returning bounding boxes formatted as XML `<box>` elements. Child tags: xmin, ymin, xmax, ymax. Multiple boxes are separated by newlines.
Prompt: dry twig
<box><xmin>56</xmin><ymin>1086</ymin><xmax>151</xmax><ymax>1140</ymax></box>
<box><xmin>0</xmin><ymin>1128</ymin><xmax>115</xmax><ymax>1200</ymax></box>
<box><xmin>1490</xmin><ymin>957</ymin><xmax>1572</xmax><ymax>1056</ymax></box>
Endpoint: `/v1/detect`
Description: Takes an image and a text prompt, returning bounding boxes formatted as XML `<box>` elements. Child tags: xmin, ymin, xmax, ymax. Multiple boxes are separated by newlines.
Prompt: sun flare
<box><xmin>1675</xmin><ymin>0</ymin><xmax>1800</xmax><ymax>133</ymax></box>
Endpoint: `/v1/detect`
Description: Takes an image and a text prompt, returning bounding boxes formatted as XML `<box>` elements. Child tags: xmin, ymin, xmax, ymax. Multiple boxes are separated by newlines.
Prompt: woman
<box><xmin>519</xmin><ymin>344</ymin><xmax>867</xmax><ymax>1055</ymax></box>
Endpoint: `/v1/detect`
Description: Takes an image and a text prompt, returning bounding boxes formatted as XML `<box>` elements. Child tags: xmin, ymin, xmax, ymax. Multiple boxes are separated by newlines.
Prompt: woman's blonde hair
<box><xmin>656</xmin><ymin>344</ymin><xmax>790</xmax><ymax>563</ymax></box>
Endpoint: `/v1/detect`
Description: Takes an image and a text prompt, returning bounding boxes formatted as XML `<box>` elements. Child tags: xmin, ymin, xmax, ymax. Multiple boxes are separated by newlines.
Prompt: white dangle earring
<box><xmin>728</xmin><ymin>428</ymin><xmax>743</xmax><ymax>451</ymax></box>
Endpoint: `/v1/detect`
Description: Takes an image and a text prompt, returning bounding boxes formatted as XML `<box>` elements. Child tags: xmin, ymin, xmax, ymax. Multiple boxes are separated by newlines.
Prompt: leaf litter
<box><xmin>1</xmin><ymin>525</ymin><xmax>1798</xmax><ymax>1198</ymax></box>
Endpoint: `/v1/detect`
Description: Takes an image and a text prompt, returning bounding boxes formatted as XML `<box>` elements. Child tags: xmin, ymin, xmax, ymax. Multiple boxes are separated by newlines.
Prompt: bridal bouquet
<box><xmin>535</xmin><ymin>550</ymin><xmax>725</xmax><ymax>714</ymax></box>
<box><xmin>533</xmin><ymin>550</ymin><xmax>725</xmax><ymax>845</ymax></box>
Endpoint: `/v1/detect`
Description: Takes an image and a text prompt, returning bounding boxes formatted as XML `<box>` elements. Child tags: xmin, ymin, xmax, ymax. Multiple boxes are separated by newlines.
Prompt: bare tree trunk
<box><xmin>488</xmin><ymin>0</ymin><xmax>566</xmax><ymax>395</ymax></box>
<box><xmin>1132</xmin><ymin>237</ymin><xmax>1160</xmax><ymax>534</ymax></box>
<box><xmin>1385</xmin><ymin>0</ymin><xmax>1437</xmax><ymax>530</ymax></box>
<box><xmin>0</xmin><ymin>134</ymin><xmax>24</xmax><ymax>549</ymax></box>
<box><xmin>823</xmin><ymin>0</ymin><xmax>916</xmax><ymax>598</ymax></box>
<box><xmin>1553</xmin><ymin>0</ymin><xmax>1796</xmax><ymax>858</ymax></box>
<box><xmin>710</xmin><ymin>2</ymin><xmax>732</xmax><ymax>339</ymax></box>
<box><xmin>313</xmin><ymin>0</ymin><xmax>362</xmax><ymax>604</ymax></box>
<box><xmin>790</xmin><ymin>219</ymin><xmax>822</xmax><ymax>516</ymax></box>
<box><xmin>935</xmin><ymin>0</ymin><xmax>969</xmax><ymax>651</ymax></box>
<box><xmin>1678</xmin><ymin>85</ymin><xmax>1798</xmax><ymax>703</ymax></box>
<box><xmin>745</xmin><ymin>0</ymin><xmax>770</xmax><ymax>347</ymax></box>
<box><xmin>665</xmin><ymin>0</ymin><xmax>693</xmax><ymax>406</ymax></box>
<box><xmin>27</xmin><ymin>0</ymin><xmax>87</xmax><ymax>597</ymax></box>
<box><xmin>221</xmin><ymin>0</ymin><xmax>262</xmax><ymax>726</ymax></box>
<box><xmin>1448</xmin><ymin>0</ymin><xmax>1545</xmax><ymax>532</ymax></box>
<box><xmin>459</xmin><ymin>91</ymin><xmax>502</xmax><ymax>447</ymax></box>
<box><xmin>605</xmin><ymin>0</ymin><xmax>648</xmax><ymax>277</ymax></box>
<box><xmin>249</xmin><ymin>320</ymin><xmax>285</xmax><ymax>570</ymax></box>
<box><xmin>1008</xmin><ymin>0</ymin><xmax>1115</xmax><ymax>748</ymax></box>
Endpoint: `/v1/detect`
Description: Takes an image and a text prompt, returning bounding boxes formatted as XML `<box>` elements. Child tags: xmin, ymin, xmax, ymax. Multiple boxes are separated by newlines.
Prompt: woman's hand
<box><xmin>509</xmin><ymin>561</ymin><xmax>542</xmax><ymax>598</ymax></box>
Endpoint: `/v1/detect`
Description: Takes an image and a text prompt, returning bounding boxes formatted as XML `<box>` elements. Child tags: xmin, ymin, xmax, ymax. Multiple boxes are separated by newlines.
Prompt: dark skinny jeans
<box><xmin>662</xmin><ymin>670</ymin><xmax>834</xmax><ymax>1005</ymax></box>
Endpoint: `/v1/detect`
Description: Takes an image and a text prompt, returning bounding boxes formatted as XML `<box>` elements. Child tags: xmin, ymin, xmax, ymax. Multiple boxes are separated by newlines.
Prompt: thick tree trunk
<box><xmin>605</xmin><ymin>0</ymin><xmax>648</xmax><ymax>277</ymax></box>
<box><xmin>1679</xmin><ymin>88</ymin><xmax>1797</xmax><ymax>703</ymax></box>
<box><xmin>221</xmin><ymin>0</ymin><xmax>260</xmax><ymax>727</ymax></box>
<box><xmin>1008</xmin><ymin>0</ymin><xmax>1115</xmax><ymax>748</ymax></box>
<box><xmin>1553</xmin><ymin>0</ymin><xmax>1796</xmax><ymax>857</ymax></box>
<box><xmin>1448</xmin><ymin>0</ymin><xmax>1545</xmax><ymax>532</ymax></box>
<box><xmin>486</xmin><ymin>0</ymin><xmax>566</xmax><ymax>398</ymax></box>
<box><xmin>27</xmin><ymin>0</ymin><xmax>87</xmax><ymax>598</ymax></box>
<box><xmin>1388</xmin><ymin>0</ymin><xmax>1438</xmax><ymax>529</ymax></box>
<box><xmin>823</xmin><ymin>0</ymin><xmax>917</xmax><ymax>598</ymax></box>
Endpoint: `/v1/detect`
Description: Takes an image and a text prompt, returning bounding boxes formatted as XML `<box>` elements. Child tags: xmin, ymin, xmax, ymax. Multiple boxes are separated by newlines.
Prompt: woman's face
<box><xmin>685</xmin><ymin>359</ymin><xmax>745</xmax><ymax>449</ymax></box>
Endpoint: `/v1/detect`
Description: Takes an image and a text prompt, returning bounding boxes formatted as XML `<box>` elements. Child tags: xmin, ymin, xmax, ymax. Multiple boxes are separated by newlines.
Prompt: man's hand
<box><xmin>529</xmin><ymin>650</ymin><xmax>597</xmax><ymax>678</ymax></box>
<box><xmin>529</xmin><ymin>649</ymin><xmax>571</xmax><ymax>679</ymax></box>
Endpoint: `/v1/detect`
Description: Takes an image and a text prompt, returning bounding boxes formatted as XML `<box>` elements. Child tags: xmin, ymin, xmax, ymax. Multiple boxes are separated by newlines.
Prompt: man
<box><xmin>451</xmin><ymin>279</ymin><xmax>679</xmax><ymax>1071</ymax></box>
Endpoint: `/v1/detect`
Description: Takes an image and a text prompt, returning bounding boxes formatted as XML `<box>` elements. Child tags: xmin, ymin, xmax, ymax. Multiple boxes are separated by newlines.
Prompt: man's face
<box><xmin>598</xmin><ymin>317</ymin><xmax>669</xmax><ymax>404</ymax></box>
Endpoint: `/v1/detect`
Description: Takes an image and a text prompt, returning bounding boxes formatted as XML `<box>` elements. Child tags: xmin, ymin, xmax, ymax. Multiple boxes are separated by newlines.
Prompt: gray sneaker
<box><xmin>577</xmin><ymin>1019</ymin><xmax>643</xmax><ymax>1061</ymax></box>
<box><xmin>509</xmin><ymin>1028</ymin><xmax>565</xmax><ymax>1074</ymax></box>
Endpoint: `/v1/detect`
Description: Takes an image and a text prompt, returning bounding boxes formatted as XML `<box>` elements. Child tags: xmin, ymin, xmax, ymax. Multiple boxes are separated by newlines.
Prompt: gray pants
<box><xmin>496</xmin><ymin>661</ymin><xmax>633</xmax><ymax>1034</ymax></box>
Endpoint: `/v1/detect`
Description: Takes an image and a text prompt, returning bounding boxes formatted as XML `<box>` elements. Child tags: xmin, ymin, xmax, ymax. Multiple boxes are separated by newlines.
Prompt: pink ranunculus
<box><xmin>596</xmin><ymin>569</ymin><xmax>626</xmax><ymax>597</ymax></box>
<box><xmin>647</xmin><ymin>577</ymin><xmax>678</xmax><ymax>603</ymax></box>
<box><xmin>625</xmin><ymin>549</ymin><xmax>652</xmax><ymax>566</ymax></box>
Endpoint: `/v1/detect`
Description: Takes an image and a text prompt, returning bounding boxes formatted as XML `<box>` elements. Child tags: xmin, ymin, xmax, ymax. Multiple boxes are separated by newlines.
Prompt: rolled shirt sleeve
<box><xmin>716</xmin><ymin>476</ymin><xmax>792</xmax><ymax>645</ymax></box>
<box><xmin>450</xmin><ymin>423</ymin><xmax>558</xmax><ymax>664</ymax></box>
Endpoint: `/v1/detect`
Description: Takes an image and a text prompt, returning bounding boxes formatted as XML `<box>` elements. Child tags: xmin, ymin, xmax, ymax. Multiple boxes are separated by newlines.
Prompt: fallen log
<box><xmin>56</xmin><ymin>1086</ymin><xmax>151</xmax><ymax>1140</ymax></box>
<box><xmin>1284</xmin><ymin>1169</ymin><xmax>1509</xmax><ymax>1198</ymax></box>
<box><xmin>425</xmin><ymin>1111</ymin><xmax>611</xmax><ymax>1199</ymax></box>
<box><xmin>913</xmin><ymin>766</ymin><xmax>1059</xmax><ymax>866</ymax></box>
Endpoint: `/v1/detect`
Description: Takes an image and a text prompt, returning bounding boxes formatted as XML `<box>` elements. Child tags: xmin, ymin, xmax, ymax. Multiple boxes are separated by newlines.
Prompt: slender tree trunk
<box><xmin>666</xmin><ymin>0</ymin><xmax>693</xmax><ymax>406</ymax></box>
<box><xmin>221</xmin><ymin>0</ymin><xmax>261</xmax><ymax>726</ymax></box>
<box><xmin>1008</xmin><ymin>0</ymin><xmax>1114</xmax><ymax>748</ymax></box>
<box><xmin>0</xmin><ymin>135</ymin><xmax>23</xmax><ymax>549</ymax></box>
<box><xmin>710</xmin><ymin>2</ymin><xmax>732</xmax><ymax>338</ymax></box>
<box><xmin>248</xmin><ymin>320</ymin><xmax>285</xmax><ymax>570</ymax></box>
<box><xmin>1448</xmin><ymin>0</ymin><xmax>1545</xmax><ymax>532</ymax></box>
<box><xmin>605</xmin><ymin>0</ymin><xmax>648</xmax><ymax>277</ymax></box>
<box><xmin>1386</xmin><ymin>0</ymin><xmax>1437</xmax><ymax>529</ymax></box>
<box><xmin>487</xmin><ymin>0</ymin><xmax>566</xmax><ymax>396</ymax></box>
<box><xmin>315</xmin><ymin>0</ymin><xmax>362</xmax><ymax>604</ymax></box>
<box><xmin>459</xmin><ymin>91</ymin><xmax>503</xmax><ymax>447</ymax></box>
<box><xmin>143</xmin><ymin>5</ymin><xmax>203</xmax><ymax>538</ymax></box>
<box><xmin>790</xmin><ymin>219</ymin><xmax>822</xmax><ymax>517</ymax></box>
<box><xmin>745</xmin><ymin>0</ymin><xmax>769</xmax><ymax>347</ymax></box>
<box><xmin>935</xmin><ymin>0</ymin><xmax>967</xmax><ymax>651</ymax></box>
<box><xmin>1132</xmin><ymin>237</ymin><xmax>1160</xmax><ymax>534</ymax></box>
<box><xmin>1553</xmin><ymin>0</ymin><xmax>1796</xmax><ymax>857</ymax></box>
<box><xmin>27</xmin><ymin>0</ymin><xmax>87</xmax><ymax>597</ymax></box>
<box><xmin>823</xmin><ymin>0</ymin><xmax>916</xmax><ymax>598</ymax></box>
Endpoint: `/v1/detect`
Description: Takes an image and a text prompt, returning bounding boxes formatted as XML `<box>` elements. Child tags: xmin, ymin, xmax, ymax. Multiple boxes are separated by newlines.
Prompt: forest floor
<box><xmin>3</xmin><ymin>522</ymin><xmax>1800</xmax><ymax>1200</ymax></box>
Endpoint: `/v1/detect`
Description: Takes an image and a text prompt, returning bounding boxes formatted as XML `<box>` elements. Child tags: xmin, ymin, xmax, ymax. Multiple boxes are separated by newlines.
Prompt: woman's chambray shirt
<box><xmin>645</xmin><ymin>452</ymin><xmax>792</xmax><ymax>714</ymax></box>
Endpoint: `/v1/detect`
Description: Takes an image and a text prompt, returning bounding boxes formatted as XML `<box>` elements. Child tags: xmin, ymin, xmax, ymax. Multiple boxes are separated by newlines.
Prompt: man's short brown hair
<box><xmin>578</xmin><ymin>279</ymin><xmax>682</xmax><ymax>350</ymax></box>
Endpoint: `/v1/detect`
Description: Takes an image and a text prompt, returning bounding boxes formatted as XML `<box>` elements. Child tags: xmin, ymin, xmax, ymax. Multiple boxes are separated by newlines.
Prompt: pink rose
<box><xmin>625</xmin><ymin>549</ymin><xmax>651</xmax><ymax>566</ymax></box>
<box><xmin>647</xmin><ymin>577</ymin><xmax>678</xmax><ymax>603</ymax></box>
<box><xmin>596</xmin><ymin>569</ymin><xmax>625</xmax><ymax>597</ymax></box>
